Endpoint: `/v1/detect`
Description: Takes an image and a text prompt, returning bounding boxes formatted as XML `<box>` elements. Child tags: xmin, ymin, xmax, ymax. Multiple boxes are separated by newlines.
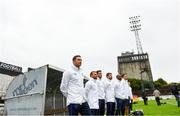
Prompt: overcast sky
<box><xmin>0</xmin><ymin>0</ymin><xmax>179</xmax><ymax>82</ymax></box>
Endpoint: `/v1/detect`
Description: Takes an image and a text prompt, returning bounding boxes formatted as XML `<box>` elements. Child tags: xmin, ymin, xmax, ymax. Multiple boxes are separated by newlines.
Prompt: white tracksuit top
<box><xmin>60</xmin><ymin>65</ymin><xmax>86</xmax><ymax>106</ymax></box>
<box><xmin>114</xmin><ymin>79</ymin><xmax>130</xmax><ymax>99</ymax></box>
<box><xmin>104</xmin><ymin>79</ymin><xmax>115</xmax><ymax>103</ymax></box>
<box><xmin>85</xmin><ymin>78</ymin><xmax>99</xmax><ymax>109</ymax></box>
<box><xmin>97</xmin><ymin>78</ymin><xmax>105</xmax><ymax>100</ymax></box>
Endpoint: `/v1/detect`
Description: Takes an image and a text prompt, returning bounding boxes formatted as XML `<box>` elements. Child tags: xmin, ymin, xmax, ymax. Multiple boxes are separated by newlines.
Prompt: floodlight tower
<box><xmin>129</xmin><ymin>16</ymin><xmax>145</xmax><ymax>96</ymax></box>
<box><xmin>129</xmin><ymin>16</ymin><xmax>143</xmax><ymax>54</ymax></box>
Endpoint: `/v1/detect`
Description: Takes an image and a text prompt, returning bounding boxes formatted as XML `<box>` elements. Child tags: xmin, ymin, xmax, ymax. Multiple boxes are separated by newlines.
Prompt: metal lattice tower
<box><xmin>129</xmin><ymin>16</ymin><xmax>145</xmax><ymax>95</ymax></box>
<box><xmin>129</xmin><ymin>16</ymin><xmax>144</xmax><ymax>54</ymax></box>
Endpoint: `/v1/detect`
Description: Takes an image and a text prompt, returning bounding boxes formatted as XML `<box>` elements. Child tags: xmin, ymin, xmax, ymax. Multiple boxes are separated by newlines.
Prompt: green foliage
<box><xmin>128</xmin><ymin>78</ymin><xmax>152</xmax><ymax>90</ymax></box>
<box><xmin>128</xmin><ymin>78</ymin><xmax>168</xmax><ymax>90</ymax></box>
<box><xmin>128</xmin><ymin>78</ymin><xmax>141</xmax><ymax>90</ymax></box>
<box><xmin>143</xmin><ymin>80</ymin><xmax>151</xmax><ymax>89</ymax></box>
<box><xmin>154</xmin><ymin>81</ymin><xmax>162</xmax><ymax>88</ymax></box>
<box><xmin>154</xmin><ymin>78</ymin><xmax>168</xmax><ymax>88</ymax></box>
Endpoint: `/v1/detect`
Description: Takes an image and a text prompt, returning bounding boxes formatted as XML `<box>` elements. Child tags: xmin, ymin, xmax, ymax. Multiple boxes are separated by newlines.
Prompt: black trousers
<box><xmin>106</xmin><ymin>102</ymin><xmax>115</xmax><ymax>116</ymax></box>
<box><xmin>68</xmin><ymin>102</ymin><xmax>91</xmax><ymax>116</ymax></box>
<box><xmin>155</xmin><ymin>97</ymin><xmax>161</xmax><ymax>106</ymax></box>
<box><xmin>98</xmin><ymin>99</ymin><xmax>105</xmax><ymax>115</ymax></box>
<box><xmin>91</xmin><ymin>109</ymin><xmax>99</xmax><ymax>115</ymax></box>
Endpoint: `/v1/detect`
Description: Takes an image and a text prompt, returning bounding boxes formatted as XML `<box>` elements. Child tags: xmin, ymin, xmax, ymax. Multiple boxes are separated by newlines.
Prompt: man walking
<box><xmin>96</xmin><ymin>70</ymin><xmax>105</xmax><ymax>115</ymax></box>
<box><xmin>85</xmin><ymin>71</ymin><xmax>99</xmax><ymax>115</ymax></box>
<box><xmin>171</xmin><ymin>84</ymin><xmax>180</xmax><ymax>107</ymax></box>
<box><xmin>153</xmin><ymin>89</ymin><xmax>161</xmax><ymax>106</ymax></box>
<box><xmin>60</xmin><ymin>55</ymin><xmax>91</xmax><ymax>115</ymax></box>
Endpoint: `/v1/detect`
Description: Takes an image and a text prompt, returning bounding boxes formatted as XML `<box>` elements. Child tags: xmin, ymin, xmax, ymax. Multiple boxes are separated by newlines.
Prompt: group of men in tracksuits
<box><xmin>60</xmin><ymin>55</ymin><xmax>133</xmax><ymax>116</ymax></box>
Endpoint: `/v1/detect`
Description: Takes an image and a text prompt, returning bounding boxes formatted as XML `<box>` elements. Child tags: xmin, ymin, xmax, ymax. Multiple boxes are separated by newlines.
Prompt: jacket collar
<box><xmin>72</xmin><ymin>65</ymin><xmax>81</xmax><ymax>71</ymax></box>
<box><xmin>90</xmin><ymin>77</ymin><xmax>97</xmax><ymax>82</ymax></box>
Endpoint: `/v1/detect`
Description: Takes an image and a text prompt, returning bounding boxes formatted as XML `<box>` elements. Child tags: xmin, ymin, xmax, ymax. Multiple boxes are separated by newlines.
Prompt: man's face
<box><xmin>116</xmin><ymin>75</ymin><xmax>122</xmax><ymax>80</ymax></box>
<box><xmin>73</xmin><ymin>57</ymin><xmax>82</xmax><ymax>68</ymax></box>
<box><xmin>91</xmin><ymin>72</ymin><xmax>98</xmax><ymax>79</ymax></box>
<box><xmin>107</xmin><ymin>74</ymin><xmax>112</xmax><ymax>80</ymax></box>
<box><xmin>97</xmin><ymin>71</ymin><xmax>102</xmax><ymax>78</ymax></box>
<box><xmin>123</xmin><ymin>74</ymin><xmax>128</xmax><ymax>80</ymax></box>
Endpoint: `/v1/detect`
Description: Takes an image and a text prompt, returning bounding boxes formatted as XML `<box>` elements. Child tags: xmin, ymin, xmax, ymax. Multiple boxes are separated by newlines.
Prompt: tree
<box><xmin>154</xmin><ymin>78</ymin><xmax>168</xmax><ymax>88</ymax></box>
<box><xmin>143</xmin><ymin>80</ymin><xmax>151</xmax><ymax>89</ymax></box>
<box><xmin>128</xmin><ymin>78</ymin><xmax>141</xmax><ymax>90</ymax></box>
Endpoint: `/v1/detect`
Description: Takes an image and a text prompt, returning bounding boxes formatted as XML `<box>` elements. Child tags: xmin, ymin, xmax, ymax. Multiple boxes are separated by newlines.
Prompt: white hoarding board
<box><xmin>5</xmin><ymin>66</ymin><xmax>47</xmax><ymax>115</ymax></box>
